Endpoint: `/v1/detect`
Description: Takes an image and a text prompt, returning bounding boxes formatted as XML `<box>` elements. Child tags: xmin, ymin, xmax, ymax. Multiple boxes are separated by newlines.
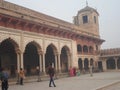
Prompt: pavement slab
<box><xmin>8</xmin><ymin>71</ymin><xmax>120</xmax><ymax>90</ymax></box>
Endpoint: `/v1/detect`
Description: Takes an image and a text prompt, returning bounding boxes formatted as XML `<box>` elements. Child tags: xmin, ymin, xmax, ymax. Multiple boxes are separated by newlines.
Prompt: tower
<box><xmin>73</xmin><ymin>5</ymin><xmax>100</xmax><ymax>37</ymax></box>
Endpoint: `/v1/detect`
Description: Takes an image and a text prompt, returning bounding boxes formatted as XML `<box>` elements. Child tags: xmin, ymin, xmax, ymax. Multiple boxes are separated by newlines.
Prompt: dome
<box><xmin>78</xmin><ymin>6</ymin><xmax>99</xmax><ymax>15</ymax></box>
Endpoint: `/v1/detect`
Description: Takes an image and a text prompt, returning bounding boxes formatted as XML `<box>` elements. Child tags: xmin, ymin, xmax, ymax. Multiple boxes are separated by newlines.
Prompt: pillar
<box><xmin>58</xmin><ymin>53</ymin><xmax>61</xmax><ymax>73</ymax></box>
<box><xmin>42</xmin><ymin>52</ymin><xmax>46</xmax><ymax>74</ymax></box>
<box><xmin>82</xmin><ymin>59</ymin><xmax>84</xmax><ymax>69</ymax></box>
<box><xmin>102</xmin><ymin>58</ymin><xmax>107</xmax><ymax>71</ymax></box>
<box><xmin>16</xmin><ymin>53</ymin><xmax>20</xmax><ymax>72</ymax></box>
<box><xmin>114</xmin><ymin>58</ymin><xmax>118</xmax><ymax>70</ymax></box>
<box><xmin>55</xmin><ymin>54</ymin><xmax>58</xmax><ymax>72</ymax></box>
<box><xmin>38</xmin><ymin>52</ymin><xmax>42</xmax><ymax>72</ymax></box>
<box><xmin>20</xmin><ymin>52</ymin><xmax>24</xmax><ymax>69</ymax></box>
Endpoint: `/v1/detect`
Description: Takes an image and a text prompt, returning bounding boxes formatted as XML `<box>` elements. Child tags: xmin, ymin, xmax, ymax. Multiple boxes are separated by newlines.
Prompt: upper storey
<box><xmin>73</xmin><ymin>6</ymin><xmax>100</xmax><ymax>37</ymax></box>
<box><xmin>0</xmin><ymin>1</ymin><xmax>104</xmax><ymax>44</ymax></box>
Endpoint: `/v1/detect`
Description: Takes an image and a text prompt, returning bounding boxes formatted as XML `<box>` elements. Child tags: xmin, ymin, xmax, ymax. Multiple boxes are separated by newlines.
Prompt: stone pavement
<box><xmin>8</xmin><ymin>71</ymin><xmax>120</xmax><ymax>90</ymax></box>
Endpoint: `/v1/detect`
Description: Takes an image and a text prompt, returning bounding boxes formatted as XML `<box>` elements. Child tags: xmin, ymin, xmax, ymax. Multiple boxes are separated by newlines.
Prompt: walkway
<box><xmin>8</xmin><ymin>71</ymin><xmax>120</xmax><ymax>90</ymax></box>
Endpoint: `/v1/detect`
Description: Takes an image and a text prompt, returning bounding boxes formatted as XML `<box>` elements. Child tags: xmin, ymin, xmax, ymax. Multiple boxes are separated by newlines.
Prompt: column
<box><xmin>58</xmin><ymin>53</ymin><xmax>61</xmax><ymax>73</ymax></box>
<box><xmin>37</xmin><ymin>53</ymin><xmax>42</xmax><ymax>81</ymax></box>
<box><xmin>114</xmin><ymin>58</ymin><xmax>118</xmax><ymax>70</ymax></box>
<box><xmin>39</xmin><ymin>54</ymin><xmax>42</xmax><ymax>73</ymax></box>
<box><xmin>16</xmin><ymin>51</ymin><xmax>20</xmax><ymax>84</ymax></box>
<box><xmin>102</xmin><ymin>58</ymin><xmax>107</xmax><ymax>71</ymax></box>
<box><xmin>42</xmin><ymin>53</ymin><xmax>46</xmax><ymax>74</ymax></box>
<box><xmin>82</xmin><ymin>59</ymin><xmax>84</xmax><ymax>69</ymax></box>
<box><xmin>16</xmin><ymin>53</ymin><xmax>20</xmax><ymax>72</ymax></box>
<box><xmin>55</xmin><ymin>54</ymin><xmax>58</xmax><ymax>72</ymax></box>
<box><xmin>20</xmin><ymin>52</ymin><xmax>24</xmax><ymax>69</ymax></box>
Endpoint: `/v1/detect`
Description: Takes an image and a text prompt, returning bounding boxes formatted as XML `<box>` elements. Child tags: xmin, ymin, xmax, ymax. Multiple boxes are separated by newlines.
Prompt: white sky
<box><xmin>4</xmin><ymin>0</ymin><xmax>120</xmax><ymax>49</ymax></box>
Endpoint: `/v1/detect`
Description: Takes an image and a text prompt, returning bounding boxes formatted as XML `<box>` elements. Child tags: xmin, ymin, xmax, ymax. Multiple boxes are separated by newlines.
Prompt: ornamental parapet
<box><xmin>100</xmin><ymin>48</ymin><xmax>120</xmax><ymax>56</ymax></box>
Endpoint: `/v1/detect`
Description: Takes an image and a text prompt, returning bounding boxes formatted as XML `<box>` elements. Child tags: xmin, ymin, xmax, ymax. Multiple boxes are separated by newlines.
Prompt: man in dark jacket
<box><xmin>48</xmin><ymin>63</ymin><xmax>56</xmax><ymax>87</ymax></box>
<box><xmin>0</xmin><ymin>68</ymin><xmax>9</xmax><ymax>90</ymax></box>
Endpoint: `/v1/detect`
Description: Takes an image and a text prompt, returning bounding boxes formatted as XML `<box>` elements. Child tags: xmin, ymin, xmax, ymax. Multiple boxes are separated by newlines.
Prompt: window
<box><xmin>82</xmin><ymin>15</ymin><xmax>88</xmax><ymax>24</ymax></box>
<box><xmin>94</xmin><ymin>16</ymin><xmax>96</xmax><ymax>23</ymax></box>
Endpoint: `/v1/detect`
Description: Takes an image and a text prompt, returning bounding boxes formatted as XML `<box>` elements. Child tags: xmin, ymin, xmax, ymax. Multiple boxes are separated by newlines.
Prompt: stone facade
<box><xmin>99</xmin><ymin>48</ymin><xmax>120</xmax><ymax>71</ymax></box>
<box><xmin>0</xmin><ymin>1</ymin><xmax>105</xmax><ymax>78</ymax></box>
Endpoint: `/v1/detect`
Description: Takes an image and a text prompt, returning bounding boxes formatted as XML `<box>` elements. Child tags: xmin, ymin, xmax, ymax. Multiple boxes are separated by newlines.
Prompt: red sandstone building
<box><xmin>0</xmin><ymin>0</ymin><xmax>118</xmax><ymax>80</ymax></box>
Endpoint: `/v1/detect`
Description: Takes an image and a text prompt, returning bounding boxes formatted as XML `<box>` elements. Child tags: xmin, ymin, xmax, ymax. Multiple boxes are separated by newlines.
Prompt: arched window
<box><xmin>89</xmin><ymin>46</ymin><xmax>93</xmax><ymax>53</ymax></box>
<box><xmin>83</xmin><ymin>45</ymin><xmax>88</xmax><ymax>53</ymax></box>
<box><xmin>77</xmin><ymin>44</ymin><xmax>82</xmax><ymax>53</ymax></box>
<box><xmin>94</xmin><ymin>16</ymin><xmax>96</xmax><ymax>24</ymax></box>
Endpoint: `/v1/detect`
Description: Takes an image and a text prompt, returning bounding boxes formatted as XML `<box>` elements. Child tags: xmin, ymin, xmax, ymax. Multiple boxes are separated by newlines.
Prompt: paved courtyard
<box><xmin>8</xmin><ymin>71</ymin><xmax>120</xmax><ymax>90</ymax></box>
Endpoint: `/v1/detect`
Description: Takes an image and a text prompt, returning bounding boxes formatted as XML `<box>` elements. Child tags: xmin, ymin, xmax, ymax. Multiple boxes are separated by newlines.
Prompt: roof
<box><xmin>78</xmin><ymin>6</ymin><xmax>99</xmax><ymax>15</ymax></box>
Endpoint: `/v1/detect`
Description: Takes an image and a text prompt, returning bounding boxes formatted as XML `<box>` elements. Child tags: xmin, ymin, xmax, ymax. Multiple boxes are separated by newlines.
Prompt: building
<box><xmin>99</xmin><ymin>48</ymin><xmax>120</xmax><ymax>71</ymax></box>
<box><xmin>0</xmin><ymin>0</ymin><xmax>104</xmax><ymax>78</ymax></box>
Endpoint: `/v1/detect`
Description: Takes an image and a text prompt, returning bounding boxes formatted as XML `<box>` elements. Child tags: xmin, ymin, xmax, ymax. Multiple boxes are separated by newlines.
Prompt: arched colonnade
<box><xmin>78</xmin><ymin>58</ymin><xmax>94</xmax><ymax>71</ymax></box>
<box><xmin>0</xmin><ymin>37</ymin><xmax>72</xmax><ymax>77</ymax></box>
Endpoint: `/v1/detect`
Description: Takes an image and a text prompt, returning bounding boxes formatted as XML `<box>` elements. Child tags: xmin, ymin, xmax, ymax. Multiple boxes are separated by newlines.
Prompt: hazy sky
<box><xmin>5</xmin><ymin>0</ymin><xmax>120</xmax><ymax>49</ymax></box>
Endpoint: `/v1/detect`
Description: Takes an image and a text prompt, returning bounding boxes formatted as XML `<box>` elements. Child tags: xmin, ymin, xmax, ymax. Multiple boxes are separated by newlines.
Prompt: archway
<box><xmin>106</xmin><ymin>58</ymin><xmax>115</xmax><ymax>69</ymax></box>
<box><xmin>98</xmin><ymin>61</ymin><xmax>103</xmax><ymax>71</ymax></box>
<box><xmin>90</xmin><ymin>58</ymin><xmax>94</xmax><ymax>66</ymax></box>
<box><xmin>78</xmin><ymin>58</ymin><xmax>82</xmax><ymax>70</ymax></box>
<box><xmin>0</xmin><ymin>38</ymin><xmax>19</xmax><ymax>77</ymax></box>
<box><xmin>60</xmin><ymin>46</ymin><xmax>70</xmax><ymax>73</ymax></box>
<box><xmin>84</xmin><ymin>58</ymin><xmax>89</xmax><ymax>71</ymax></box>
<box><xmin>45</xmin><ymin>44</ymin><xmax>57</xmax><ymax>72</ymax></box>
<box><xmin>24</xmin><ymin>42</ymin><xmax>41</xmax><ymax>76</ymax></box>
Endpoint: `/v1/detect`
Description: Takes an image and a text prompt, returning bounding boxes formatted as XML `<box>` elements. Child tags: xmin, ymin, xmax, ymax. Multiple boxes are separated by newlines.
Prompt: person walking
<box><xmin>36</xmin><ymin>66</ymin><xmax>41</xmax><ymax>82</ymax></box>
<box><xmin>0</xmin><ymin>68</ymin><xmax>9</xmax><ymax>90</ymax></box>
<box><xmin>48</xmin><ymin>63</ymin><xmax>56</xmax><ymax>87</ymax></box>
<box><xmin>19</xmin><ymin>68</ymin><xmax>25</xmax><ymax>85</ymax></box>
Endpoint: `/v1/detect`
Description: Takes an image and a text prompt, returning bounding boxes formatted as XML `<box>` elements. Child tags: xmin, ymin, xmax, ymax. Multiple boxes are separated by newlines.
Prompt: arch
<box><xmin>78</xmin><ymin>58</ymin><xmax>82</xmax><ymax>70</ymax></box>
<box><xmin>98</xmin><ymin>61</ymin><xmax>103</xmax><ymax>71</ymax></box>
<box><xmin>77</xmin><ymin>44</ymin><xmax>82</xmax><ymax>53</ymax></box>
<box><xmin>0</xmin><ymin>38</ymin><xmax>19</xmax><ymax>77</ymax></box>
<box><xmin>84</xmin><ymin>58</ymin><xmax>89</xmax><ymax>71</ymax></box>
<box><xmin>60</xmin><ymin>45</ymin><xmax>70</xmax><ymax>72</ymax></box>
<box><xmin>89</xmin><ymin>46</ymin><xmax>93</xmax><ymax>53</ymax></box>
<box><xmin>45</xmin><ymin>44</ymin><xmax>58</xmax><ymax>71</ymax></box>
<box><xmin>90</xmin><ymin>58</ymin><xmax>94</xmax><ymax>66</ymax></box>
<box><xmin>24</xmin><ymin>41</ymin><xmax>42</xmax><ymax>76</ymax></box>
<box><xmin>106</xmin><ymin>58</ymin><xmax>115</xmax><ymax>69</ymax></box>
<box><xmin>117</xmin><ymin>57</ymin><xmax>120</xmax><ymax>69</ymax></box>
<box><xmin>83</xmin><ymin>45</ymin><xmax>88</xmax><ymax>53</ymax></box>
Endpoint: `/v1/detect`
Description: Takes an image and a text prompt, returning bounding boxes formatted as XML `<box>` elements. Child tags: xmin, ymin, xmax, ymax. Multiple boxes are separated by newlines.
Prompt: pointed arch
<box><xmin>106</xmin><ymin>58</ymin><xmax>115</xmax><ymax>69</ymax></box>
<box><xmin>60</xmin><ymin>45</ymin><xmax>71</xmax><ymax>72</ymax></box>
<box><xmin>84</xmin><ymin>58</ymin><xmax>89</xmax><ymax>71</ymax></box>
<box><xmin>77</xmin><ymin>44</ymin><xmax>82</xmax><ymax>53</ymax></box>
<box><xmin>83</xmin><ymin>45</ymin><xmax>88</xmax><ymax>53</ymax></box>
<box><xmin>0</xmin><ymin>38</ymin><xmax>19</xmax><ymax>77</ymax></box>
<box><xmin>78</xmin><ymin>58</ymin><xmax>82</xmax><ymax>70</ymax></box>
<box><xmin>89</xmin><ymin>46</ymin><xmax>93</xmax><ymax>53</ymax></box>
<box><xmin>24</xmin><ymin>41</ymin><xmax>42</xmax><ymax>76</ymax></box>
<box><xmin>45</xmin><ymin>43</ymin><xmax>58</xmax><ymax>71</ymax></box>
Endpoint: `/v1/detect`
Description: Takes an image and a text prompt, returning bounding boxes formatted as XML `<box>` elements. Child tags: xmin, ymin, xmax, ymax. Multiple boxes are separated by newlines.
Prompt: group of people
<box><xmin>0</xmin><ymin>64</ymin><xmax>56</xmax><ymax>90</ymax></box>
<box><xmin>69</xmin><ymin>67</ymin><xmax>77</xmax><ymax>76</ymax></box>
<box><xmin>0</xmin><ymin>67</ymin><xmax>25</xmax><ymax>90</ymax></box>
<box><xmin>18</xmin><ymin>64</ymin><xmax>56</xmax><ymax>87</ymax></box>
